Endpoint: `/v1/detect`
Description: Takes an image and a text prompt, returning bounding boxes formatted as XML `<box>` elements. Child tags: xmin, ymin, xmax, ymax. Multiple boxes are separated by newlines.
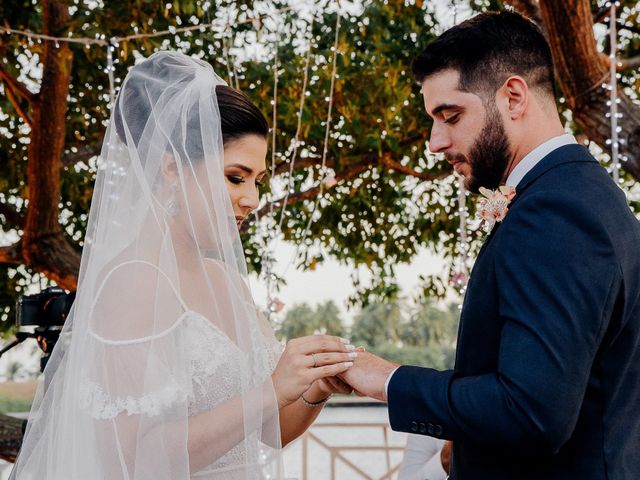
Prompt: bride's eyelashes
<box><xmin>226</xmin><ymin>175</ymin><xmax>265</xmax><ymax>187</ymax></box>
<box><xmin>227</xmin><ymin>175</ymin><xmax>244</xmax><ymax>185</ymax></box>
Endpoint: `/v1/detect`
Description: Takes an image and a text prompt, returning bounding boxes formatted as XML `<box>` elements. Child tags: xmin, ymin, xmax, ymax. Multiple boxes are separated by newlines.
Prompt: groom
<box><xmin>341</xmin><ymin>10</ymin><xmax>640</xmax><ymax>479</ymax></box>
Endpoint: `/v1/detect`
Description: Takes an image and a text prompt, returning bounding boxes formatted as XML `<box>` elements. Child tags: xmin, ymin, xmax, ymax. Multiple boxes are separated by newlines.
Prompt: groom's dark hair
<box><xmin>412</xmin><ymin>10</ymin><xmax>555</xmax><ymax>100</ymax></box>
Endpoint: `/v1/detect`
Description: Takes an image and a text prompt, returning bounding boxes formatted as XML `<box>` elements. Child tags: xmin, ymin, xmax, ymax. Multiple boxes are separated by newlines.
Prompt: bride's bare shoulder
<box><xmin>90</xmin><ymin>260</ymin><xmax>185</xmax><ymax>342</ymax></box>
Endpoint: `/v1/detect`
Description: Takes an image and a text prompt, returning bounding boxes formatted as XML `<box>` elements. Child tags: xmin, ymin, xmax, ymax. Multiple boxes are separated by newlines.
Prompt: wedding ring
<box><xmin>312</xmin><ymin>353</ymin><xmax>317</xmax><ymax>368</ymax></box>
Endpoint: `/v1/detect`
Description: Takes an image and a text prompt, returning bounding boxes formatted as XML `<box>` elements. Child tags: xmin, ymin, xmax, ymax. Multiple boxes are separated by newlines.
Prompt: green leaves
<box><xmin>276</xmin><ymin>300</ymin><xmax>345</xmax><ymax>341</ymax></box>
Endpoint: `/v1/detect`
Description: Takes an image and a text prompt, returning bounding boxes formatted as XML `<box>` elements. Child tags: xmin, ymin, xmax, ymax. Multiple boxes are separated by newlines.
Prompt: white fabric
<box><xmin>505</xmin><ymin>134</ymin><xmax>577</xmax><ymax>188</ymax></box>
<box><xmin>398</xmin><ymin>435</ymin><xmax>447</xmax><ymax>480</ymax></box>
<box><xmin>384</xmin><ymin>367</ymin><xmax>399</xmax><ymax>399</ymax></box>
<box><xmin>11</xmin><ymin>51</ymin><xmax>283</xmax><ymax>480</ymax></box>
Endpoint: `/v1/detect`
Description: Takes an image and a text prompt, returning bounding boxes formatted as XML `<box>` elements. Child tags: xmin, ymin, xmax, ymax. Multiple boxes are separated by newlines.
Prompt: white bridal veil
<box><xmin>11</xmin><ymin>51</ymin><xmax>283</xmax><ymax>479</ymax></box>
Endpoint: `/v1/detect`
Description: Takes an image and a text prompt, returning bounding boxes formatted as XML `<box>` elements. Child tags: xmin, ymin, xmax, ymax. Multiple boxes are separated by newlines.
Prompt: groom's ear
<box><xmin>499</xmin><ymin>75</ymin><xmax>529</xmax><ymax>121</ymax></box>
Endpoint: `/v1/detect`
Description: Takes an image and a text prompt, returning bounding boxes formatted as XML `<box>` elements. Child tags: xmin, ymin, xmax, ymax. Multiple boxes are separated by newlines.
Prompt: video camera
<box><xmin>16</xmin><ymin>286</ymin><xmax>76</xmax><ymax>328</ymax></box>
<box><xmin>0</xmin><ymin>286</ymin><xmax>76</xmax><ymax>377</ymax></box>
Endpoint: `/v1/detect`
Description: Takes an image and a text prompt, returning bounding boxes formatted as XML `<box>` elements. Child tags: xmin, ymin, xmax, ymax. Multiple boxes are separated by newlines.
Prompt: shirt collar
<box><xmin>505</xmin><ymin>134</ymin><xmax>577</xmax><ymax>188</ymax></box>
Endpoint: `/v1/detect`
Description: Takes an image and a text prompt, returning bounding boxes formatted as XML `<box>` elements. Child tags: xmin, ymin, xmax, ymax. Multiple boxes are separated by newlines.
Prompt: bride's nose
<box><xmin>238</xmin><ymin>184</ymin><xmax>259</xmax><ymax>213</ymax></box>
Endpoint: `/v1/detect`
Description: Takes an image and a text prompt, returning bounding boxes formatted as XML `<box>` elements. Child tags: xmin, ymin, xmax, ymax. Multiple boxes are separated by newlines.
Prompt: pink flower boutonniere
<box><xmin>477</xmin><ymin>185</ymin><xmax>516</xmax><ymax>233</ymax></box>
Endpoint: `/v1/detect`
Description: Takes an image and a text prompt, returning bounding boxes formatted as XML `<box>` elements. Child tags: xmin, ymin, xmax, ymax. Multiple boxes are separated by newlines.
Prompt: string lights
<box><xmin>264</xmin><ymin>10</ymin><xmax>342</xmax><ymax>317</ymax></box>
<box><xmin>604</xmin><ymin>1</ymin><xmax>625</xmax><ymax>184</ymax></box>
<box><xmin>448</xmin><ymin>0</ymin><xmax>471</xmax><ymax>303</ymax></box>
<box><xmin>264</xmin><ymin>21</ymin><xmax>281</xmax><ymax>317</ymax></box>
<box><xmin>290</xmin><ymin>9</ymin><xmax>342</xmax><ymax>271</ymax></box>
<box><xmin>263</xmin><ymin>19</ymin><xmax>316</xmax><ymax>316</ymax></box>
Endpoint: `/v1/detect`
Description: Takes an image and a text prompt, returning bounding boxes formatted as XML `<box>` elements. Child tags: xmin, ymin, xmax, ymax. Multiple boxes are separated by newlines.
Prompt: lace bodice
<box><xmin>185</xmin><ymin>312</ymin><xmax>280</xmax><ymax>478</ymax></box>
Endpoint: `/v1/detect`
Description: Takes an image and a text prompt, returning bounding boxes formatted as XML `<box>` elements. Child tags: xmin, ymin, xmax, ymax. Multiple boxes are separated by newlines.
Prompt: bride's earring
<box><xmin>166</xmin><ymin>181</ymin><xmax>180</xmax><ymax>216</ymax></box>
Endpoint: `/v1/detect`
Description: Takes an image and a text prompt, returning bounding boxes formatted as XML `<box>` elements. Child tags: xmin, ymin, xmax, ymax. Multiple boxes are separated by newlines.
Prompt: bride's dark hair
<box><xmin>113</xmin><ymin>53</ymin><xmax>268</xmax><ymax>152</ymax></box>
<box><xmin>216</xmin><ymin>85</ymin><xmax>269</xmax><ymax>145</ymax></box>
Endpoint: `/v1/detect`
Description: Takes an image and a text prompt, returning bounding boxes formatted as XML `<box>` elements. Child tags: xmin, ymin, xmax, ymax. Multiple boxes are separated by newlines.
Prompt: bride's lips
<box><xmin>235</xmin><ymin>216</ymin><xmax>246</xmax><ymax>229</ymax></box>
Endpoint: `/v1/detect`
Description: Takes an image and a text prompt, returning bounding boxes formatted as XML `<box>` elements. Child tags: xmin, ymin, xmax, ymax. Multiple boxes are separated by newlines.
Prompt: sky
<box><xmin>248</xmin><ymin>243</ymin><xmax>449</xmax><ymax>323</ymax></box>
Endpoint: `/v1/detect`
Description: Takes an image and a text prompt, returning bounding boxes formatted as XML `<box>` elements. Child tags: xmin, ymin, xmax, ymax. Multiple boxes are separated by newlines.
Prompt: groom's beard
<box><xmin>447</xmin><ymin>106</ymin><xmax>511</xmax><ymax>193</ymax></box>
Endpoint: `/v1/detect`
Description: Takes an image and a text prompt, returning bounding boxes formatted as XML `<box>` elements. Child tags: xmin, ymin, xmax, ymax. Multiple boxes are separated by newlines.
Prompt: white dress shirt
<box><xmin>398</xmin><ymin>435</ymin><xmax>447</xmax><ymax>480</ymax></box>
<box><xmin>505</xmin><ymin>133</ymin><xmax>577</xmax><ymax>188</ymax></box>
<box><xmin>384</xmin><ymin>134</ymin><xmax>578</xmax><ymax>398</ymax></box>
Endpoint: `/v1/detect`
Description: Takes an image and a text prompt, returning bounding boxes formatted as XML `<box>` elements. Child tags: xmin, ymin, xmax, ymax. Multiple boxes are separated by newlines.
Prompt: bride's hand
<box><xmin>272</xmin><ymin>335</ymin><xmax>356</xmax><ymax>408</ymax></box>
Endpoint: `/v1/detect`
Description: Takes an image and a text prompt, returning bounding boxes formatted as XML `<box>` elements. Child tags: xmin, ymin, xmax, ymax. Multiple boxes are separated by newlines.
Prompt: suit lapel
<box><xmin>476</xmin><ymin>221</ymin><xmax>501</xmax><ymax>259</ymax></box>
<box><xmin>510</xmin><ymin>144</ymin><xmax>597</xmax><ymax>207</ymax></box>
<box><xmin>472</xmin><ymin>144</ymin><xmax>596</xmax><ymax>263</ymax></box>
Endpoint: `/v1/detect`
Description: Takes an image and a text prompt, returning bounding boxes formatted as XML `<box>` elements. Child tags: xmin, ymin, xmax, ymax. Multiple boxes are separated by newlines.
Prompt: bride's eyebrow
<box><xmin>225</xmin><ymin>164</ymin><xmax>267</xmax><ymax>176</ymax></box>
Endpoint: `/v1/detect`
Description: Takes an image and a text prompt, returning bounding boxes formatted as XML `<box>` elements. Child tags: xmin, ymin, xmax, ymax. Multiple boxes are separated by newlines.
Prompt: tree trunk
<box><xmin>21</xmin><ymin>0</ymin><xmax>81</xmax><ymax>289</ymax></box>
<box><xmin>0</xmin><ymin>414</ymin><xmax>25</xmax><ymax>463</ymax></box>
<box><xmin>510</xmin><ymin>0</ymin><xmax>640</xmax><ymax>180</ymax></box>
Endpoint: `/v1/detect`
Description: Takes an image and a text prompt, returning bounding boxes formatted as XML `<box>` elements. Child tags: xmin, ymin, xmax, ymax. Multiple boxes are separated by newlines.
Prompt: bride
<box><xmin>10</xmin><ymin>51</ymin><xmax>356</xmax><ymax>479</ymax></box>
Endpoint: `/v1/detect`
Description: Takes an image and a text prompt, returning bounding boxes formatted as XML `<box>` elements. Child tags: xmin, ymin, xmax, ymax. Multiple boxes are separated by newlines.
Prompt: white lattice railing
<box><xmin>285</xmin><ymin>421</ymin><xmax>407</xmax><ymax>480</ymax></box>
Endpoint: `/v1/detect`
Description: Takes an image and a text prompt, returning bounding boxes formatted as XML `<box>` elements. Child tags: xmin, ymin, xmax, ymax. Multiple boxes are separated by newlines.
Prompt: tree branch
<box><xmin>592</xmin><ymin>7</ymin><xmax>640</xmax><ymax>36</ymax></box>
<box><xmin>592</xmin><ymin>5</ymin><xmax>610</xmax><ymax>24</ymax></box>
<box><xmin>618</xmin><ymin>55</ymin><xmax>640</xmax><ymax>71</ymax></box>
<box><xmin>380</xmin><ymin>153</ymin><xmax>449</xmax><ymax>180</ymax></box>
<box><xmin>0</xmin><ymin>202</ymin><xmax>25</xmax><ymax>229</ymax></box>
<box><xmin>22</xmin><ymin>233</ymin><xmax>80</xmax><ymax>290</ymax></box>
<box><xmin>245</xmin><ymin>156</ymin><xmax>379</xmax><ymax>230</ymax></box>
<box><xmin>0</xmin><ymin>242</ymin><xmax>22</xmax><ymax>265</ymax></box>
<box><xmin>244</xmin><ymin>149</ymin><xmax>449</xmax><ymax>232</ymax></box>
<box><xmin>0</xmin><ymin>66</ymin><xmax>33</xmax><ymax>127</ymax></box>
<box><xmin>272</xmin><ymin>134</ymin><xmax>427</xmax><ymax>177</ymax></box>
<box><xmin>273</xmin><ymin>157</ymin><xmax>320</xmax><ymax>176</ymax></box>
<box><xmin>0</xmin><ymin>63</ymin><xmax>35</xmax><ymax>104</ymax></box>
<box><xmin>63</xmin><ymin>142</ymin><xmax>102</xmax><ymax>167</ymax></box>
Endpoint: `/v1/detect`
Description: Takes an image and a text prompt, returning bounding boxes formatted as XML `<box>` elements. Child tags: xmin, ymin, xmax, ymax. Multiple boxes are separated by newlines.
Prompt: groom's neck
<box><xmin>504</xmin><ymin>105</ymin><xmax>566</xmax><ymax>181</ymax></box>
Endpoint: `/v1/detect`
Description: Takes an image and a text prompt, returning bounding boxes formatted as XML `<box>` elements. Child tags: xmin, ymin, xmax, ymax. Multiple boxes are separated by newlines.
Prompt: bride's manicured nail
<box><xmin>345</xmin><ymin>344</ymin><xmax>356</xmax><ymax>351</ymax></box>
<box><xmin>348</xmin><ymin>352</ymin><xmax>358</xmax><ymax>358</ymax></box>
<box><xmin>340</xmin><ymin>337</ymin><xmax>350</xmax><ymax>344</ymax></box>
<box><xmin>344</xmin><ymin>362</ymin><xmax>354</xmax><ymax>367</ymax></box>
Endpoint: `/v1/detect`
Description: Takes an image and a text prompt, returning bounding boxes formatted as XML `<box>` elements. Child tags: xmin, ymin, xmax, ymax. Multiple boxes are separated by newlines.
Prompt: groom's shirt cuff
<box><xmin>384</xmin><ymin>367</ymin><xmax>399</xmax><ymax>400</ymax></box>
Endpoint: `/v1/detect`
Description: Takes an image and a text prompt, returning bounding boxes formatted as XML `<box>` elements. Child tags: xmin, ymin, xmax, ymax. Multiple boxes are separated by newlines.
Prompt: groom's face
<box><xmin>421</xmin><ymin>69</ymin><xmax>511</xmax><ymax>192</ymax></box>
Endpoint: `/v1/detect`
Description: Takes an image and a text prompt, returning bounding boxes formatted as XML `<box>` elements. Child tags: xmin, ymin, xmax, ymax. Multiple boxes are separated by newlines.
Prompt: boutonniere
<box><xmin>477</xmin><ymin>185</ymin><xmax>516</xmax><ymax>233</ymax></box>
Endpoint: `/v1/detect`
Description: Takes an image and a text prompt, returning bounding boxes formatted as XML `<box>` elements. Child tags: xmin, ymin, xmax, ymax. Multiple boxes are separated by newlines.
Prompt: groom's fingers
<box><xmin>325</xmin><ymin>377</ymin><xmax>353</xmax><ymax>394</ymax></box>
<box><xmin>308</xmin><ymin>361</ymin><xmax>353</xmax><ymax>383</ymax></box>
<box><xmin>309</xmin><ymin>352</ymin><xmax>357</xmax><ymax>368</ymax></box>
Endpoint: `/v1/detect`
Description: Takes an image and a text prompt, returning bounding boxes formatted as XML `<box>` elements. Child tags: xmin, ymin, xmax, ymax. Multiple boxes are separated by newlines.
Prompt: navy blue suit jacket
<box><xmin>388</xmin><ymin>145</ymin><xmax>640</xmax><ymax>479</ymax></box>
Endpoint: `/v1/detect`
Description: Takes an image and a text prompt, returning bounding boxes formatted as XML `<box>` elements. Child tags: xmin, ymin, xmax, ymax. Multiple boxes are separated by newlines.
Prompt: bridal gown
<box><xmin>81</xmin><ymin>287</ymin><xmax>283</xmax><ymax>479</ymax></box>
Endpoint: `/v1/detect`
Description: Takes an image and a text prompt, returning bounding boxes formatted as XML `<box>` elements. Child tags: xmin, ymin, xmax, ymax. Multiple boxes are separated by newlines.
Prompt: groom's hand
<box><xmin>339</xmin><ymin>351</ymin><xmax>398</xmax><ymax>402</ymax></box>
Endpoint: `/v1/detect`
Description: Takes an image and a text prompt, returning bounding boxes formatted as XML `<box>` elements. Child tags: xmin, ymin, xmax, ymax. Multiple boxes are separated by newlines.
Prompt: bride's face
<box><xmin>174</xmin><ymin>134</ymin><xmax>268</xmax><ymax>250</ymax></box>
<box><xmin>222</xmin><ymin>134</ymin><xmax>268</xmax><ymax>230</ymax></box>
